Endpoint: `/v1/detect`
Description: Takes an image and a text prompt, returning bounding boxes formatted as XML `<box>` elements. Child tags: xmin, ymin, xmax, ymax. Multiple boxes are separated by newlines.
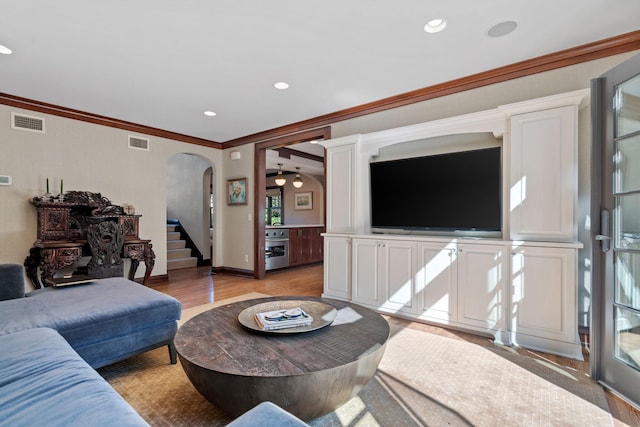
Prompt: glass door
<box><xmin>594</xmin><ymin>53</ymin><xmax>640</xmax><ymax>407</ymax></box>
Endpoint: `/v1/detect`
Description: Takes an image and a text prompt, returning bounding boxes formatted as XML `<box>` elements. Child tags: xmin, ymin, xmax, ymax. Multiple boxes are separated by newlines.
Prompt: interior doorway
<box><xmin>253</xmin><ymin>127</ymin><xmax>331</xmax><ymax>279</ymax></box>
<box><xmin>166</xmin><ymin>153</ymin><xmax>216</xmax><ymax>271</ymax></box>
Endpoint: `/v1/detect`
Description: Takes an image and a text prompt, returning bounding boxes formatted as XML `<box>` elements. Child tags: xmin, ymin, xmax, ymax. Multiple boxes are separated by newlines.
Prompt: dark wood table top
<box><xmin>174</xmin><ymin>296</ymin><xmax>390</xmax><ymax>377</ymax></box>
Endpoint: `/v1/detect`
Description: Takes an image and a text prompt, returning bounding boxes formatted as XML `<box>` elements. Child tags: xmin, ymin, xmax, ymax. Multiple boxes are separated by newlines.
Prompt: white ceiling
<box><xmin>1</xmin><ymin>0</ymin><xmax>640</xmax><ymax>147</ymax></box>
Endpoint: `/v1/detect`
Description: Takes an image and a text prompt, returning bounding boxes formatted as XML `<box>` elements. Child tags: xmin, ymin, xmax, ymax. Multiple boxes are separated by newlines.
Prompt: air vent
<box><xmin>11</xmin><ymin>113</ymin><xmax>45</xmax><ymax>133</ymax></box>
<box><xmin>128</xmin><ymin>135</ymin><xmax>150</xmax><ymax>151</ymax></box>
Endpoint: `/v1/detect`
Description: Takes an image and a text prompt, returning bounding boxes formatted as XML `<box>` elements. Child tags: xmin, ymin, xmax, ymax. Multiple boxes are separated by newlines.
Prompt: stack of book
<box><xmin>255</xmin><ymin>307</ymin><xmax>313</xmax><ymax>331</ymax></box>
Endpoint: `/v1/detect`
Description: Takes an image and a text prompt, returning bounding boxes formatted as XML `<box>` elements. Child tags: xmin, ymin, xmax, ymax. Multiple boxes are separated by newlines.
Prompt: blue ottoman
<box><xmin>0</xmin><ymin>277</ymin><xmax>181</xmax><ymax>368</ymax></box>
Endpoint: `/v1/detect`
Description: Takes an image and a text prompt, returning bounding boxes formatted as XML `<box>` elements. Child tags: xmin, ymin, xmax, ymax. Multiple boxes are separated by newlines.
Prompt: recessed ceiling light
<box><xmin>0</xmin><ymin>45</ymin><xmax>13</xmax><ymax>55</ymax></box>
<box><xmin>424</xmin><ymin>19</ymin><xmax>447</xmax><ymax>34</ymax></box>
<box><xmin>203</xmin><ymin>111</ymin><xmax>217</xmax><ymax>117</ymax></box>
<box><xmin>487</xmin><ymin>21</ymin><xmax>518</xmax><ymax>38</ymax></box>
<box><xmin>274</xmin><ymin>82</ymin><xmax>289</xmax><ymax>90</ymax></box>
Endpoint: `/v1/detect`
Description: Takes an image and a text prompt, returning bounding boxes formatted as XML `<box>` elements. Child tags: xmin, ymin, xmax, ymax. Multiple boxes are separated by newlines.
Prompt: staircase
<box><xmin>167</xmin><ymin>224</ymin><xmax>198</xmax><ymax>270</ymax></box>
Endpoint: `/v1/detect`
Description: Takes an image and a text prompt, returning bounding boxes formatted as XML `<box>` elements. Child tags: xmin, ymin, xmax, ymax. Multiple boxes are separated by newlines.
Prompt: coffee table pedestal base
<box><xmin>179</xmin><ymin>343</ymin><xmax>385</xmax><ymax>421</ymax></box>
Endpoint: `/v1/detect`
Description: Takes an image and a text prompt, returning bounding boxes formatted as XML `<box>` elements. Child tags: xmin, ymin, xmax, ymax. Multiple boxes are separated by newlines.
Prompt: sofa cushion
<box><xmin>0</xmin><ymin>277</ymin><xmax>181</xmax><ymax>367</ymax></box>
<box><xmin>0</xmin><ymin>263</ymin><xmax>25</xmax><ymax>301</ymax></box>
<box><xmin>0</xmin><ymin>327</ymin><xmax>148</xmax><ymax>427</ymax></box>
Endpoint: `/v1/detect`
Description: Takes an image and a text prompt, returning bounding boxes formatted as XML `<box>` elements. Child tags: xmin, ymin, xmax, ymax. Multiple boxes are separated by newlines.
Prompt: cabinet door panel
<box><xmin>458</xmin><ymin>243</ymin><xmax>508</xmax><ymax>330</ymax></box>
<box><xmin>416</xmin><ymin>242</ymin><xmax>457</xmax><ymax>322</ymax></box>
<box><xmin>511</xmin><ymin>246</ymin><xmax>576</xmax><ymax>343</ymax></box>
<box><xmin>288</xmin><ymin>228</ymin><xmax>300</xmax><ymax>266</ymax></box>
<box><xmin>325</xmin><ymin>145</ymin><xmax>355</xmax><ymax>233</ymax></box>
<box><xmin>384</xmin><ymin>241</ymin><xmax>416</xmax><ymax>312</ymax></box>
<box><xmin>323</xmin><ymin>236</ymin><xmax>351</xmax><ymax>299</ymax></box>
<box><xmin>352</xmin><ymin>239</ymin><xmax>382</xmax><ymax>305</ymax></box>
<box><xmin>510</xmin><ymin>106</ymin><xmax>576</xmax><ymax>241</ymax></box>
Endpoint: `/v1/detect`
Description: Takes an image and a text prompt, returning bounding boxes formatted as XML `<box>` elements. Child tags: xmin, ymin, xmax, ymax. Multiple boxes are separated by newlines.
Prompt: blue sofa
<box><xmin>0</xmin><ymin>264</ymin><xmax>307</xmax><ymax>426</ymax></box>
<box><xmin>0</xmin><ymin>327</ymin><xmax>149</xmax><ymax>426</ymax></box>
<box><xmin>0</xmin><ymin>264</ymin><xmax>181</xmax><ymax>425</ymax></box>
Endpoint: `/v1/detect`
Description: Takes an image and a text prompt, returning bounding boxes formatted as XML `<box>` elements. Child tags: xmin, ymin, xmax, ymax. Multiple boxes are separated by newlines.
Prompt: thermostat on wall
<box><xmin>0</xmin><ymin>175</ymin><xmax>12</xmax><ymax>185</ymax></box>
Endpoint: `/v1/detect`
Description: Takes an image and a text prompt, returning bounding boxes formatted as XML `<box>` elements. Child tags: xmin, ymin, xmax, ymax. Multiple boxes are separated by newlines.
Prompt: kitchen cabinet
<box><xmin>288</xmin><ymin>226</ymin><xmax>324</xmax><ymax>266</ymax></box>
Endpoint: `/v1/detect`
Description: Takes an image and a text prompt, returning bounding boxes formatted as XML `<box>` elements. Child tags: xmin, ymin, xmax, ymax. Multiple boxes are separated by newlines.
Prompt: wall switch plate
<box><xmin>0</xmin><ymin>175</ymin><xmax>11</xmax><ymax>185</ymax></box>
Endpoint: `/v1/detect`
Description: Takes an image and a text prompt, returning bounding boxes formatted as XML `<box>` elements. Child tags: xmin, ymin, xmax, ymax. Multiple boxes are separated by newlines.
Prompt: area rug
<box><xmin>99</xmin><ymin>295</ymin><xmax>613</xmax><ymax>426</ymax></box>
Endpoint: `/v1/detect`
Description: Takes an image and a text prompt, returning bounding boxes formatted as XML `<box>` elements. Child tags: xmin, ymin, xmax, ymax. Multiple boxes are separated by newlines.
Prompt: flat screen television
<box><xmin>369</xmin><ymin>146</ymin><xmax>502</xmax><ymax>236</ymax></box>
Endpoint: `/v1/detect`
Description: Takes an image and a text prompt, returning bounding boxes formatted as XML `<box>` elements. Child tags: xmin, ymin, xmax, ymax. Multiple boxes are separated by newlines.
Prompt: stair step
<box><xmin>167</xmin><ymin>231</ymin><xmax>181</xmax><ymax>241</ymax></box>
<box><xmin>168</xmin><ymin>248</ymin><xmax>192</xmax><ymax>260</ymax></box>
<box><xmin>166</xmin><ymin>223</ymin><xmax>197</xmax><ymax>271</ymax></box>
<box><xmin>167</xmin><ymin>257</ymin><xmax>198</xmax><ymax>270</ymax></box>
<box><xmin>168</xmin><ymin>240</ymin><xmax>186</xmax><ymax>250</ymax></box>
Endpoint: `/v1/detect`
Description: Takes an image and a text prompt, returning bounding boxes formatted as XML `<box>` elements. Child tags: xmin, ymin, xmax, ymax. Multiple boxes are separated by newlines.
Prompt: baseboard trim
<box><xmin>211</xmin><ymin>266</ymin><xmax>254</xmax><ymax>277</ymax></box>
<box><xmin>136</xmin><ymin>274</ymin><xmax>169</xmax><ymax>286</ymax></box>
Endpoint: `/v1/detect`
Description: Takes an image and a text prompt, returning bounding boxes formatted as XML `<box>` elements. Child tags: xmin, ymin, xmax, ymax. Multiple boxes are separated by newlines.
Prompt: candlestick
<box><xmin>46</xmin><ymin>178</ymin><xmax>49</xmax><ymax>194</ymax></box>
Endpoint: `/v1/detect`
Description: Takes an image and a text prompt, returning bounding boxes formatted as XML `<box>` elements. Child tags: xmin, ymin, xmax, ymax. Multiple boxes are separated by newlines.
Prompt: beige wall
<box><xmin>0</xmin><ymin>105</ymin><xmax>222</xmax><ymax>290</ymax></box>
<box><xmin>221</xmin><ymin>144</ymin><xmax>256</xmax><ymax>269</ymax></box>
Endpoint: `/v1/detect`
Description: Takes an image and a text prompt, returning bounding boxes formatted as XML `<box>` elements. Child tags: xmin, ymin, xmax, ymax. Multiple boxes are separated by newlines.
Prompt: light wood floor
<box><xmin>152</xmin><ymin>264</ymin><xmax>640</xmax><ymax>426</ymax></box>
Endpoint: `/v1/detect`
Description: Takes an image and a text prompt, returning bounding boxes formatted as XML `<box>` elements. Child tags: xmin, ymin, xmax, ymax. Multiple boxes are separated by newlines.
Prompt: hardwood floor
<box><xmin>151</xmin><ymin>264</ymin><xmax>640</xmax><ymax>426</ymax></box>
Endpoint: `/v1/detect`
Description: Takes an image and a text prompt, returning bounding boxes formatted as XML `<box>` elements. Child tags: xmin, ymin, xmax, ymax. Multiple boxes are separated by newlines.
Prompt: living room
<box><xmin>2</xmin><ymin>2</ymin><xmax>640</xmax><ymax>425</ymax></box>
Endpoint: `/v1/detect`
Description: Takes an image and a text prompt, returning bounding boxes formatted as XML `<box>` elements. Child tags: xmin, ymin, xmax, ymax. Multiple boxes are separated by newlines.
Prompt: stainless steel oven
<box><xmin>265</xmin><ymin>228</ymin><xmax>289</xmax><ymax>270</ymax></box>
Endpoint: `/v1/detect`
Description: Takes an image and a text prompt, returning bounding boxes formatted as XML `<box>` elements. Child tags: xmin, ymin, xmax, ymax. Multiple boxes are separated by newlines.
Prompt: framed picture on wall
<box><xmin>227</xmin><ymin>178</ymin><xmax>247</xmax><ymax>205</ymax></box>
<box><xmin>294</xmin><ymin>192</ymin><xmax>312</xmax><ymax>210</ymax></box>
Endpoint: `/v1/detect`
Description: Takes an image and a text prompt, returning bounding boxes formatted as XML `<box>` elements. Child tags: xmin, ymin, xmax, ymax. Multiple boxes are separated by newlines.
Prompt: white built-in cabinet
<box><xmin>510</xmin><ymin>244</ymin><xmax>579</xmax><ymax>355</ymax></box>
<box><xmin>324</xmin><ymin>138</ymin><xmax>357</xmax><ymax>234</ymax></box>
<box><xmin>416</xmin><ymin>241</ymin><xmax>457</xmax><ymax>323</ymax></box>
<box><xmin>509</xmin><ymin>105</ymin><xmax>578</xmax><ymax>242</ymax></box>
<box><xmin>351</xmin><ymin>237</ymin><xmax>510</xmax><ymax>342</ymax></box>
<box><xmin>456</xmin><ymin>242</ymin><xmax>509</xmax><ymax>334</ymax></box>
<box><xmin>320</xmin><ymin>89</ymin><xmax>588</xmax><ymax>360</ymax></box>
<box><xmin>352</xmin><ymin>238</ymin><xmax>416</xmax><ymax>314</ymax></box>
<box><xmin>322</xmin><ymin>235</ymin><xmax>352</xmax><ymax>301</ymax></box>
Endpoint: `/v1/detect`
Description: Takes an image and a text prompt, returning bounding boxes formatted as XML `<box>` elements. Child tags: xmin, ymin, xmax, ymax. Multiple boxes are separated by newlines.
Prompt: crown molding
<box><xmin>0</xmin><ymin>93</ymin><xmax>223</xmax><ymax>149</ymax></box>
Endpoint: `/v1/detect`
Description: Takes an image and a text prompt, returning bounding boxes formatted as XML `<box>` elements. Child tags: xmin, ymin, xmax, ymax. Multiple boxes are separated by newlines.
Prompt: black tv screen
<box><xmin>370</xmin><ymin>147</ymin><xmax>501</xmax><ymax>234</ymax></box>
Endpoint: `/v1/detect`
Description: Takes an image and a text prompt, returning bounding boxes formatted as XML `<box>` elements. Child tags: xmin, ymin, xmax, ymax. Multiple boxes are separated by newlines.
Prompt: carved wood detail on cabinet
<box><xmin>24</xmin><ymin>191</ymin><xmax>155</xmax><ymax>288</ymax></box>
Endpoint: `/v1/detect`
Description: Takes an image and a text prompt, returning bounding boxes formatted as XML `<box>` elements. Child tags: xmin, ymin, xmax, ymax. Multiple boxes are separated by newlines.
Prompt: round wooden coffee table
<box><xmin>174</xmin><ymin>296</ymin><xmax>389</xmax><ymax>421</ymax></box>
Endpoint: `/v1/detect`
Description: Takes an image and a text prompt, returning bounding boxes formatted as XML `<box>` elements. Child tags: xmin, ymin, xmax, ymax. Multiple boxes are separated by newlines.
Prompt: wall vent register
<box><xmin>11</xmin><ymin>112</ymin><xmax>45</xmax><ymax>133</ymax></box>
<box><xmin>128</xmin><ymin>136</ymin><xmax>150</xmax><ymax>151</ymax></box>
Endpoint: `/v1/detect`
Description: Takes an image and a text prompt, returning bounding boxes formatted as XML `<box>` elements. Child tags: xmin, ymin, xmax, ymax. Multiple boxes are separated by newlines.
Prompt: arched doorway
<box><xmin>166</xmin><ymin>153</ymin><xmax>216</xmax><ymax>271</ymax></box>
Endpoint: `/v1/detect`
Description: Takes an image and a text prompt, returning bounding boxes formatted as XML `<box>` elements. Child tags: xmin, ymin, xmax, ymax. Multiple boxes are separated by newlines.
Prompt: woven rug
<box><xmin>99</xmin><ymin>295</ymin><xmax>613</xmax><ymax>426</ymax></box>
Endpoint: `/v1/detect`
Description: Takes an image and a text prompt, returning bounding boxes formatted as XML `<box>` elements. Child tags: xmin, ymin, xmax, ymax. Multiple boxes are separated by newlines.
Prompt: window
<box><xmin>266</xmin><ymin>187</ymin><xmax>283</xmax><ymax>225</ymax></box>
